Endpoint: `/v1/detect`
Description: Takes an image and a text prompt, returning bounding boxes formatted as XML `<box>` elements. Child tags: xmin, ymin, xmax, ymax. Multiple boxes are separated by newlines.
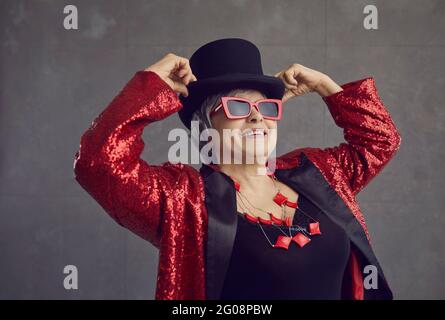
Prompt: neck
<box><xmin>217</xmin><ymin>162</ymin><xmax>270</xmax><ymax>190</ymax></box>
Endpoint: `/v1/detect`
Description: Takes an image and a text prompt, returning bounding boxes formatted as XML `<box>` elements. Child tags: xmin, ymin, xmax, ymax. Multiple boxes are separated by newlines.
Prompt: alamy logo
<box><xmin>363</xmin><ymin>265</ymin><xmax>378</xmax><ymax>290</ymax></box>
<box><xmin>167</xmin><ymin>121</ymin><xmax>278</xmax><ymax>175</ymax></box>
<box><xmin>363</xmin><ymin>5</ymin><xmax>378</xmax><ymax>30</ymax></box>
<box><xmin>63</xmin><ymin>265</ymin><xmax>78</xmax><ymax>290</ymax></box>
<box><xmin>63</xmin><ymin>5</ymin><xmax>78</xmax><ymax>30</ymax></box>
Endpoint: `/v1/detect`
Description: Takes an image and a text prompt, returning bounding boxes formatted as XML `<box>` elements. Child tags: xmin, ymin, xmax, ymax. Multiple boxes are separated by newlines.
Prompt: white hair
<box><xmin>191</xmin><ymin>89</ymin><xmax>244</xmax><ymax>131</ymax></box>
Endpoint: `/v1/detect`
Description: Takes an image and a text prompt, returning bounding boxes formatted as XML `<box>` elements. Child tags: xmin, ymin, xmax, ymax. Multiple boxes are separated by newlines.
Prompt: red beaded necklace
<box><xmin>229</xmin><ymin>173</ymin><xmax>322</xmax><ymax>250</ymax></box>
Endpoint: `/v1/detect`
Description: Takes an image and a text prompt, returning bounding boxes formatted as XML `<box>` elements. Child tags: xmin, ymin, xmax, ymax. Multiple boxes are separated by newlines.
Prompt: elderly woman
<box><xmin>74</xmin><ymin>38</ymin><xmax>401</xmax><ymax>300</ymax></box>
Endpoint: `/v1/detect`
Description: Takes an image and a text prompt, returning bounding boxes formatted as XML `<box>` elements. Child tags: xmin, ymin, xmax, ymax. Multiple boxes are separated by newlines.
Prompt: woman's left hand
<box><xmin>274</xmin><ymin>64</ymin><xmax>341</xmax><ymax>102</ymax></box>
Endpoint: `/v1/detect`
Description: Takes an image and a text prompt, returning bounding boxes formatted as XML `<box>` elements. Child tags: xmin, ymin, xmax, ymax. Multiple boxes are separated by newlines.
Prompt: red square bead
<box><xmin>274</xmin><ymin>235</ymin><xmax>292</xmax><ymax>250</ymax></box>
<box><xmin>284</xmin><ymin>216</ymin><xmax>292</xmax><ymax>227</ymax></box>
<box><xmin>292</xmin><ymin>233</ymin><xmax>311</xmax><ymax>247</ymax></box>
<box><xmin>273</xmin><ymin>192</ymin><xmax>288</xmax><ymax>206</ymax></box>
<box><xmin>244</xmin><ymin>212</ymin><xmax>259</xmax><ymax>223</ymax></box>
<box><xmin>269</xmin><ymin>213</ymin><xmax>283</xmax><ymax>225</ymax></box>
<box><xmin>309</xmin><ymin>222</ymin><xmax>321</xmax><ymax>236</ymax></box>
<box><xmin>259</xmin><ymin>217</ymin><xmax>273</xmax><ymax>225</ymax></box>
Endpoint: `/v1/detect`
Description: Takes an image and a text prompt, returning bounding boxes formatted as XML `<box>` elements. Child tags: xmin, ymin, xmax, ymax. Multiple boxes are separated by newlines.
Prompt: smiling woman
<box><xmin>190</xmin><ymin>88</ymin><xmax>267</xmax><ymax>162</ymax></box>
<box><xmin>207</xmin><ymin>91</ymin><xmax>280</xmax><ymax>167</ymax></box>
<box><xmin>74</xmin><ymin>38</ymin><xmax>401</xmax><ymax>300</ymax></box>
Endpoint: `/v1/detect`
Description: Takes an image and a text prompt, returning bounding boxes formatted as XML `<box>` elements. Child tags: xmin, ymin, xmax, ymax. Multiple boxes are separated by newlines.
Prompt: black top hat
<box><xmin>178</xmin><ymin>38</ymin><xmax>285</xmax><ymax>129</ymax></box>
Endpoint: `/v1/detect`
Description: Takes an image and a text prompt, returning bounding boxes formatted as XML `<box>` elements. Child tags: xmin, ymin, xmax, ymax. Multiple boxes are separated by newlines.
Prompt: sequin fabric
<box><xmin>73</xmin><ymin>71</ymin><xmax>401</xmax><ymax>300</ymax></box>
<box><xmin>73</xmin><ymin>71</ymin><xmax>207</xmax><ymax>299</ymax></box>
<box><xmin>276</xmin><ymin>77</ymin><xmax>402</xmax><ymax>242</ymax></box>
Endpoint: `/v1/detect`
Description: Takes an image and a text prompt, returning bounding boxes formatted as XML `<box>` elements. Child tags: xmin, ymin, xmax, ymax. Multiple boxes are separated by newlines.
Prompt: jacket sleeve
<box><xmin>73</xmin><ymin>70</ymin><xmax>186</xmax><ymax>248</ymax></box>
<box><xmin>319</xmin><ymin>77</ymin><xmax>402</xmax><ymax>196</ymax></box>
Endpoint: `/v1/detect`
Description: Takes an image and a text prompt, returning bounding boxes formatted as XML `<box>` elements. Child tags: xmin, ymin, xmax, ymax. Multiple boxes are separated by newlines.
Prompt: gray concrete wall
<box><xmin>0</xmin><ymin>0</ymin><xmax>443</xmax><ymax>299</ymax></box>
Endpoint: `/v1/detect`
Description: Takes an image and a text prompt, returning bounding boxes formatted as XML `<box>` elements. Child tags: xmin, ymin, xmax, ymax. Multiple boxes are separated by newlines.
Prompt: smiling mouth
<box><xmin>240</xmin><ymin>128</ymin><xmax>268</xmax><ymax>138</ymax></box>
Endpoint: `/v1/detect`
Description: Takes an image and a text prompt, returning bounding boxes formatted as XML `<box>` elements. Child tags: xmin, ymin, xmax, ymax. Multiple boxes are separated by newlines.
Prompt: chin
<box><xmin>242</xmin><ymin>146</ymin><xmax>273</xmax><ymax>164</ymax></box>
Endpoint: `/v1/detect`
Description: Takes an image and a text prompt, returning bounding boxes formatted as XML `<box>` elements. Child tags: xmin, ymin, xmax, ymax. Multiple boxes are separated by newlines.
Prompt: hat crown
<box><xmin>189</xmin><ymin>38</ymin><xmax>264</xmax><ymax>80</ymax></box>
<box><xmin>177</xmin><ymin>38</ymin><xmax>284</xmax><ymax>129</ymax></box>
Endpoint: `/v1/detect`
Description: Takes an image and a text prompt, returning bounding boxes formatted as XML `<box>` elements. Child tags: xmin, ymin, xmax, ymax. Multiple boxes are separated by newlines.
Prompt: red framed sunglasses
<box><xmin>210</xmin><ymin>96</ymin><xmax>283</xmax><ymax>120</ymax></box>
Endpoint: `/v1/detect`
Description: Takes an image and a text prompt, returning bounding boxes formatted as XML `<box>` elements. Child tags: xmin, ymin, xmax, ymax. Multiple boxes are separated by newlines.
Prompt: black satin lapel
<box><xmin>200</xmin><ymin>164</ymin><xmax>238</xmax><ymax>300</ymax></box>
<box><xmin>275</xmin><ymin>152</ymin><xmax>393</xmax><ymax>300</ymax></box>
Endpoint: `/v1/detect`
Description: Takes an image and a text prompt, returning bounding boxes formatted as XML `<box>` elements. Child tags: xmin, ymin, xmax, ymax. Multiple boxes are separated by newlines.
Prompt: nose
<box><xmin>247</xmin><ymin>105</ymin><xmax>263</xmax><ymax>123</ymax></box>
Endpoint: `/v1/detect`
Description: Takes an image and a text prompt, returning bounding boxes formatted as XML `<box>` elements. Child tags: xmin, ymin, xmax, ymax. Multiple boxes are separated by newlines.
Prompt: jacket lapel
<box><xmin>199</xmin><ymin>164</ymin><xmax>238</xmax><ymax>300</ymax></box>
<box><xmin>275</xmin><ymin>152</ymin><xmax>393</xmax><ymax>299</ymax></box>
<box><xmin>200</xmin><ymin>151</ymin><xmax>392</xmax><ymax>300</ymax></box>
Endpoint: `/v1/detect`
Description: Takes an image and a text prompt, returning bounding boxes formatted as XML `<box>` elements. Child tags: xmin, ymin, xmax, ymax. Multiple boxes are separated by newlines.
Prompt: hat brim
<box><xmin>178</xmin><ymin>73</ymin><xmax>285</xmax><ymax>129</ymax></box>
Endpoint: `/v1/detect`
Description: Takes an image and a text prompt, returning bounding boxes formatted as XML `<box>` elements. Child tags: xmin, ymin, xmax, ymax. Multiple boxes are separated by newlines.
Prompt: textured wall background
<box><xmin>1</xmin><ymin>0</ymin><xmax>444</xmax><ymax>299</ymax></box>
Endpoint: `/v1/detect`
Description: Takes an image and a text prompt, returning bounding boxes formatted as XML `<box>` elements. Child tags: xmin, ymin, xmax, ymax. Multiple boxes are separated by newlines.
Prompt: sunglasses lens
<box><xmin>227</xmin><ymin>100</ymin><xmax>251</xmax><ymax>116</ymax></box>
<box><xmin>258</xmin><ymin>102</ymin><xmax>279</xmax><ymax>118</ymax></box>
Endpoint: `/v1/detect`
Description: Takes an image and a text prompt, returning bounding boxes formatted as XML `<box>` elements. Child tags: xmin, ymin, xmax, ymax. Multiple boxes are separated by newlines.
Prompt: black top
<box><xmin>220</xmin><ymin>192</ymin><xmax>351</xmax><ymax>300</ymax></box>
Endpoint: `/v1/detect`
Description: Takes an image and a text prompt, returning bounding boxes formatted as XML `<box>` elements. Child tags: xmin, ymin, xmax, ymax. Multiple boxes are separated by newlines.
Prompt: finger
<box><xmin>185</xmin><ymin>71</ymin><xmax>196</xmax><ymax>85</ymax></box>
<box><xmin>292</xmin><ymin>67</ymin><xmax>303</xmax><ymax>82</ymax></box>
<box><xmin>280</xmin><ymin>72</ymin><xmax>297</xmax><ymax>90</ymax></box>
<box><xmin>177</xmin><ymin>59</ymin><xmax>196</xmax><ymax>84</ymax></box>
<box><xmin>171</xmin><ymin>72</ymin><xmax>190</xmax><ymax>87</ymax></box>
<box><xmin>291</xmin><ymin>86</ymin><xmax>305</xmax><ymax>97</ymax></box>
<box><xmin>182</xmin><ymin>71</ymin><xmax>197</xmax><ymax>85</ymax></box>
<box><xmin>175</xmin><ymin>56</ymin><xmax>188</xmax><ymax>67</ymax></box>
<box><xmin>282</xmin><ymin>80</ymin><xmax>297</xmax><ymax>90</ymax></box>
<box><xmin>176</xmin><ymin>57</ymin><xmax>192</xmax><ymax>74</ymax></box>
<box><xmin>284</xmin><ymin>70</ymin><xmax>298</xmax><ymax>86</ymax></box>
<box><xmin>177</xmin><ymin>67</ymin><xmax>189</xmax><ymax>78</ymax></box>
<box><xmin>170</xmin><ymin>71</ymin><xmax>188</xmax><ymax>86</ymax></box>
<box><xmin>282</xmin><ymin>90</ymin><xmax>292</xmax><ymax>103</ymax></box>
<box><xmin>275</xmin><ymin>71</ymin><xmax>292</xmax><ymax>88</ymax></box>
<box><xmin>173</xmin><ymin>81</ymin><xmax>189</xmax><ymax>97</ymax></box>
<box><xmin>169</xmin><ymin>71</ymin><xmax>189</xmax><ymax>94</ymax></box>
<box><xmin>175</xmin><ymin>68</ymin><xmax>193</xmax><ymax>85</ymax></box>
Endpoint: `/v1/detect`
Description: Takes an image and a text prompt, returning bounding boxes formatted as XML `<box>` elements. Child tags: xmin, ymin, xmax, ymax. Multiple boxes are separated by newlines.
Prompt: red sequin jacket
<box><xmin>73</xmin><ymin>71</ymin><xmax>401</xmax><ymax>300</ymax></box>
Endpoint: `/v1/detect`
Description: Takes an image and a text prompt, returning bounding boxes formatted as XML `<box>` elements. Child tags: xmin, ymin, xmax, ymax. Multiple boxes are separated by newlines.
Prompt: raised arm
<box><xmin>73</xmin><ymin>63</ymin><xmax>197</xmax><ymax>248</ymax></box>
<box><xmin>319</xmin><ymin>76</ymin><xmax>402</xmax><ymax>195</ymax></box>
<box><xmin>274</xmin><ymin>64</ymin><xmax>401</xmax><ymax>196</ymax></box>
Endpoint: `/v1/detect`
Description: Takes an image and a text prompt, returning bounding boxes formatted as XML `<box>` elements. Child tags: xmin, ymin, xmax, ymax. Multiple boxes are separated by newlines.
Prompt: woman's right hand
<box><xmin>145</xmin><ymin>53</ymin><xmax>197</xmax><ymax>97</ymax></box>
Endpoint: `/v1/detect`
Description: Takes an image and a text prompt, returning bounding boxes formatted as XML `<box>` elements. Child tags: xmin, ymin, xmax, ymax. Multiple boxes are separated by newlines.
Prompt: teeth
<box><xmin>241</xmin><ymin>129</ymin><xmax>266</xmax><ymax>137</ymax></box>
